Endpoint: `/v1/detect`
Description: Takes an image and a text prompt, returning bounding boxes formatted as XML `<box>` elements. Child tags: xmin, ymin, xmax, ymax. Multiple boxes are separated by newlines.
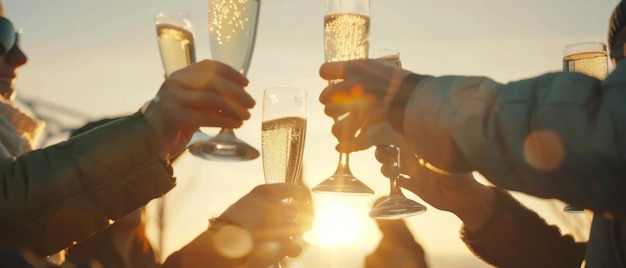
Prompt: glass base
<box><xmin>187</xmin><ymin>130</ymin><xmax>212</xmax><ymax>145</ymax></box>
<box><xmin>311</xmin><ymin>172</ymin><xmax>374</xmax><ymax>195</ymax></box>
<box><xmin>369</xmin><ymin>195</ymin><xmax>427</xmax><ymax>220</ymax></box>
<box><xmin>563</xmin><ymin>204</ymin><xmax>585</xmax><ymax>214</ymax></box>
<box><xmin>188</xmin><ymin>130</ymin><xmax>259</xmax><ymax>161</ymax></box>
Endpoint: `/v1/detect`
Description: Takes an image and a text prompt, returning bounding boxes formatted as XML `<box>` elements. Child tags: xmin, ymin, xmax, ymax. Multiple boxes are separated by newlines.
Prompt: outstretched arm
<box><xmin>319</xmin><ymin>59</ymin><xmax>626</xmax><ymax>216</ymax></box>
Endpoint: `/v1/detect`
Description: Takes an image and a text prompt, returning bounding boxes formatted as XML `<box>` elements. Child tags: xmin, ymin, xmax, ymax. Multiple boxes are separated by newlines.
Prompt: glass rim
<box><xmin>324</xmin><ymin>0</ymin><xmax>370</xmax><ymax>15</ymax></box>
<box><xmin>563</xmin><ymin>41</ymin><xmax>607</xmax><ymax>56</ymax></box>
<box><xmin>154</xmin><ymin>10</ymin><xmax>194</xmax><ymax>32</ymax></box>
<box><xmin>264</xmin><ymin>85</ymin><xmax>307</xmax><ymax>93</ymax></box>
<box><xmin>262</xmin><ymin>86</ymin><xmax>308</xmax><ymax>119</ymax></box>
<box><xmin>369</xmin><ymin>48</ymin><xmax>400</xmax><ymax>57</ymax></box>
<box><xmin>154</xmin><ymin>10</ymin><xmax>191</xmax><ymax>19</ymax></box>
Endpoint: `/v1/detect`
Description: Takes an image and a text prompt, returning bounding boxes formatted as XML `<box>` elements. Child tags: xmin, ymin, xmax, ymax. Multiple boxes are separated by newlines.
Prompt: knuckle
<box><xmin>252</xmin><ymin>184</ymin><xmax>269</xmax><ymax>195</ymax></box>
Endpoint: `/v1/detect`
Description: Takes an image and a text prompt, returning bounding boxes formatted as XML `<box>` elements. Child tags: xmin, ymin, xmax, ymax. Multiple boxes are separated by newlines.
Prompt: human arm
<box><xmin>0</xmin><ymin>59</ymin><xmax>255</xmax><ymax>258</ymax></box>
<box><xmin>0</xmin><ymin>113</ymin><xmax>174</xmax><ymax>258</ymax></box>
<box><xmin>161</xmin><ymin>183</ymin><xmax>311</xmax><ymax>268</ymax></box>
<box><xmin>383</xmin><ymin>155</ymin><xmax>586</xmax><ymax>268</ymax></box>
<box><xmin>319</xmin><ymin>59</ymin><xmax>626</xmax><ymax>216</ymax></box>
<box><xmin>362</xmin><ymin>96</ymin><xmax>587</xmax><ymax>268</ymax></box>
<box><xmin>459</xmin><ymin>187</ymin><xmax>586</xmax><ymax>268</ymax></box>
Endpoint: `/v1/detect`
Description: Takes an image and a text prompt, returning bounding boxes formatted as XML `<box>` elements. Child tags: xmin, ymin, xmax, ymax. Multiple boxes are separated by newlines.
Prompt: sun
<box><xmin>303</xmin><ymin>195</ymin><xmax>378</xmax><ymax>246</ymax></box>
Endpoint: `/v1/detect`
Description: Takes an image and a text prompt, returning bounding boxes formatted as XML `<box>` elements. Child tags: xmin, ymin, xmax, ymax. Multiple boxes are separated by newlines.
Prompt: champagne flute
<box><xmin>369</xmin><ymin>145</ymin><xmax>427</xmax><ymax>219</ymax></box>
<box><xmin>311</xmin><ymin>0</ymin><xmax>374</xmax><ymax>195</ymax></box>
<box><xmin>262</xmin><ymin>86</ymin><xmax>307</xmax><ymax>268</ymax></box>
<box><xmin>262</xmin><ymin>86</ymin><xmax>307</xmax><ymax>185</ymax></box>
<box><xmin>155</xmin><ymin>11</ymin><xmax>214</xmax><ymax>152</ymax></box>
<box><xmin>368</xmin><ymin>49</ymin><xmax>426</xmax><ymax>219</ymax></box>
<box><xmin>562</xmin><ymin>41</ymin><xmax>609</xmax><ymax>213</ymax></box>
<box><xmin>187</xmin><ymin>0</ymin><xmax>261</xmax><ymax>161</ymax></box>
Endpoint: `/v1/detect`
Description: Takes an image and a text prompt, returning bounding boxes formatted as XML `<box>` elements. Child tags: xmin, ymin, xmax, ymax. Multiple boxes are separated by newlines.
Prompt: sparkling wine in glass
<box><xmin>187</xmin><ymin>0</ymin><xmax>261</xmax><ymax>161</ymax></box>
<box><xmin>563</xmin><ymin>41</ymin><xmax>609</xmax><ymax>80</ymax></box>
<box><xmin>155</xmin><ymin>11</ymin><xmax>214</xmax><ymax>151</ymax></box>
<box><xmin>312</xmin><ymin>0</ymin><xmax>374</xmax><ymax>195</ymax></box>
<box><xmin>262</xmin><ymin>86</ymin><xmax>307</xmax><ymax>184</ymax></box>
<box><xmin>562</xmin><ymin>41</ymin><xmax>609</xmax><ymax>213</ymax></box>
<box><xmin>262</xmin><ymin>86</ymin><xmax>307</xmax><ymax>268</ymax></box>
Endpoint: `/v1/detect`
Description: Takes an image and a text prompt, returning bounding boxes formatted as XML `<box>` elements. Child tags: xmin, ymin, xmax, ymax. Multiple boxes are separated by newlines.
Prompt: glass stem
<box><xmin>219</xmin><ymin>128</ymin><xmax>235</xmax><ymax>135</ymax></box>
<box><xmin>335</xmin><ymin>151</ymin><xmax>352</xmax><ymax>174</ymax></box>
<box><xmin>388</xmin><ymin>176</ymin><xmax>404</xmax><ymax>197</ymax></box>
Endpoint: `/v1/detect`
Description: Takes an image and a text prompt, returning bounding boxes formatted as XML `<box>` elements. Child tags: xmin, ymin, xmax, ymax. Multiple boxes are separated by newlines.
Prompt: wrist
<box><xmin>208</xmin><ymin>217</ymin><xmax>254</xmax><ymax>262</ymax></box>
<box><xmin>165</xmin><ymin>218</ymin><xmax>253</xmax><ymax>268</ymax></box>
<box><xmin>387</xmin><ymin>73</ymin><xmax>426</xmax><ymax>133</ymax></box>
<box><xmin>455</xmin><ymin>185</ymin><xmax>498</xmax><ymax>234</ymax></box>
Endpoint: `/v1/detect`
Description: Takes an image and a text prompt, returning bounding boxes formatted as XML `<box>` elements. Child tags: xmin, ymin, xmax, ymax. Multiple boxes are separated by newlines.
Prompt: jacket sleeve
<box><xmin>0</xmin><ymin>112</ymin><xmax>176</xmax><ymax>257</ymax></box>
<box><xmin>401</xmin><ymin>63</ymin><xmax>626</xmax><ymax>216</ymax></box>
<box><xmin>461</xmin><ymin>187</ymin><xmax>586</xmax><ymax>268</ymax></box>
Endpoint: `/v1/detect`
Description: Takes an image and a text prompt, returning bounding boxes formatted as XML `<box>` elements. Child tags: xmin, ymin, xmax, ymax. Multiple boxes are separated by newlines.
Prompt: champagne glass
<box><xmin>187</xmin><ymin>0</ymin><xmax>261</xmax><ymax>161</ymax></box>
<box><xmin>369</xmin><ymin>145</ymin><xmax>427</xmax><ymax>219</ymax></box>
<box><xmin>562</xmin><ymin>41</ymin><xmax>609</xmax><ymax>213</ymax></box>
<box><xmin>155</xmin><ymin>11</ymin><xmax>214</xmax><ymax>153</ymax></box>
<box><xmin>262</xmin><ymin>86</ymin><xmax>307</xmax><ymax>268</ymax></box>
<box><xmin>262</xmin><ymin>86</ymin><xmax>307</xmax><ymax>185</ymax></box>
<box><xmin>367</xmin><ymin>49</ymin><xmax>426</xmax><ymax>219</ymax></box>
<box><xmin>311</xmin><ymin>0</ymin><xmax>374</xmax><ymax>195</ymax></box>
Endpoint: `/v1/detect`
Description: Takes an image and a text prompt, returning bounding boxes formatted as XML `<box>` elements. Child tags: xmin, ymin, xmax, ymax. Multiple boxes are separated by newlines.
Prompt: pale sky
<box><xmin>3</xmin><ymin>0</ymin><xmax>620</xmax><ymax>267</ymax></box>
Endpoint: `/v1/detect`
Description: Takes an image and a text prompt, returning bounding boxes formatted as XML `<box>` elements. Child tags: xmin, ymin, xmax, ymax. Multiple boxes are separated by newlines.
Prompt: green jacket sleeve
<box><xmin>401</xmin><ymin>63</ymin><xmax>626</xmax><ymax>216</ymax></box>
<box><xmin>0</xmin><ymin>112</ymin><xmax>176</xmax><ymax>257</ymax></box>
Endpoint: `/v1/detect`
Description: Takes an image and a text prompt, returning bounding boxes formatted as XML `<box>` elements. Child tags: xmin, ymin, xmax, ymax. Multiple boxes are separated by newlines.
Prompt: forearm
<box><xmin>462</xmin><ymin>187</ymin><xmax>586</xmax><ymax>268</ymax></box>
<box><xmin>451</xmin><ymin>183</ymin><xmax>497</xmax><ymax>234</ymax></box>
<box><xmin>0</xmin><ymin>113</ymin><xmax>175</xmax><ymax>257</ymax></box>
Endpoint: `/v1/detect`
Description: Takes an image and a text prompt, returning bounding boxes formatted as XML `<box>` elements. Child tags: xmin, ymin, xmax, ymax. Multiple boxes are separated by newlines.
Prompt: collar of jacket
<box><xmin>0</xmin><ymin>97</ymin><xmax>44</xmax><ymax>157</ymax></box>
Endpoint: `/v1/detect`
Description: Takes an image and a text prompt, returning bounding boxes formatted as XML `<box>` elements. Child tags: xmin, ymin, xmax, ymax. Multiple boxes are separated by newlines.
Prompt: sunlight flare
<box><xmin>303</xmin><ymin>196</ymin><xmax>376</xmax><ymax>246</ymax></box>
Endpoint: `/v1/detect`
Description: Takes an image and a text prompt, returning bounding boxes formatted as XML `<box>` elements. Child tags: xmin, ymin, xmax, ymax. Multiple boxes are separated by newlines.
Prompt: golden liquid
<box><xmin>324</xmin><ymin>13</ymin><xmax>370</xmax><ymax>62</ymax></box>
<box><xmin>261</xmin><ymin>116</ymin><xmax>307</xmax><ymax>184</ymax></box>
<box><xmin>156</xmin><ymin>23</ymin><xmax>196</xmax><ymax>77</ymax></box>
<box><xmin>208</xmin><ymin>0</ymin><xmax>260</xmax><ymax>74</ymax></box>
<box><xmin>563</xmin><ymin>51</ymin><xmax>608</xmax><ymax>80</ymax></box>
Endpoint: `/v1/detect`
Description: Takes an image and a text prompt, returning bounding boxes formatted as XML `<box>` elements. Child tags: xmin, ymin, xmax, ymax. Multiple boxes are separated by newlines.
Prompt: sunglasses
<box><xmin>0</xmin><ymin>17</ymin><xmax>19</xmax><ymax>55</ymax></box>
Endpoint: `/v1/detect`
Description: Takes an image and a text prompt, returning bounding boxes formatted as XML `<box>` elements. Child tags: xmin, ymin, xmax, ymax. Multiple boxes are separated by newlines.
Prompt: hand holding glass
<box><xmin>262</xmin><ymin>86</ymin><xmax>307</xmax><ymax>268</ymax></box>
<box><xmin>154</xmin><ymin>11</ymin><xmax>215</xmax><ymax>154</ymax></box>
<box><xmin>367</xmin><ymin>49</ymin><xmax>427</xmax><ymax>219</ymax></box>
<box><xmin>312</xmin><ymin>0</ymin><xmax>374</xmax><ymax>195</ymax></box>
<box><xmin>187</xmin><ymin>0</ymin><xmax>261</xmax><ymax>161</ymax></box>
<box><xmin>369</xmin><ymin>145</ymin><xmax>427</xmax><ymax>219</ymax></box>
